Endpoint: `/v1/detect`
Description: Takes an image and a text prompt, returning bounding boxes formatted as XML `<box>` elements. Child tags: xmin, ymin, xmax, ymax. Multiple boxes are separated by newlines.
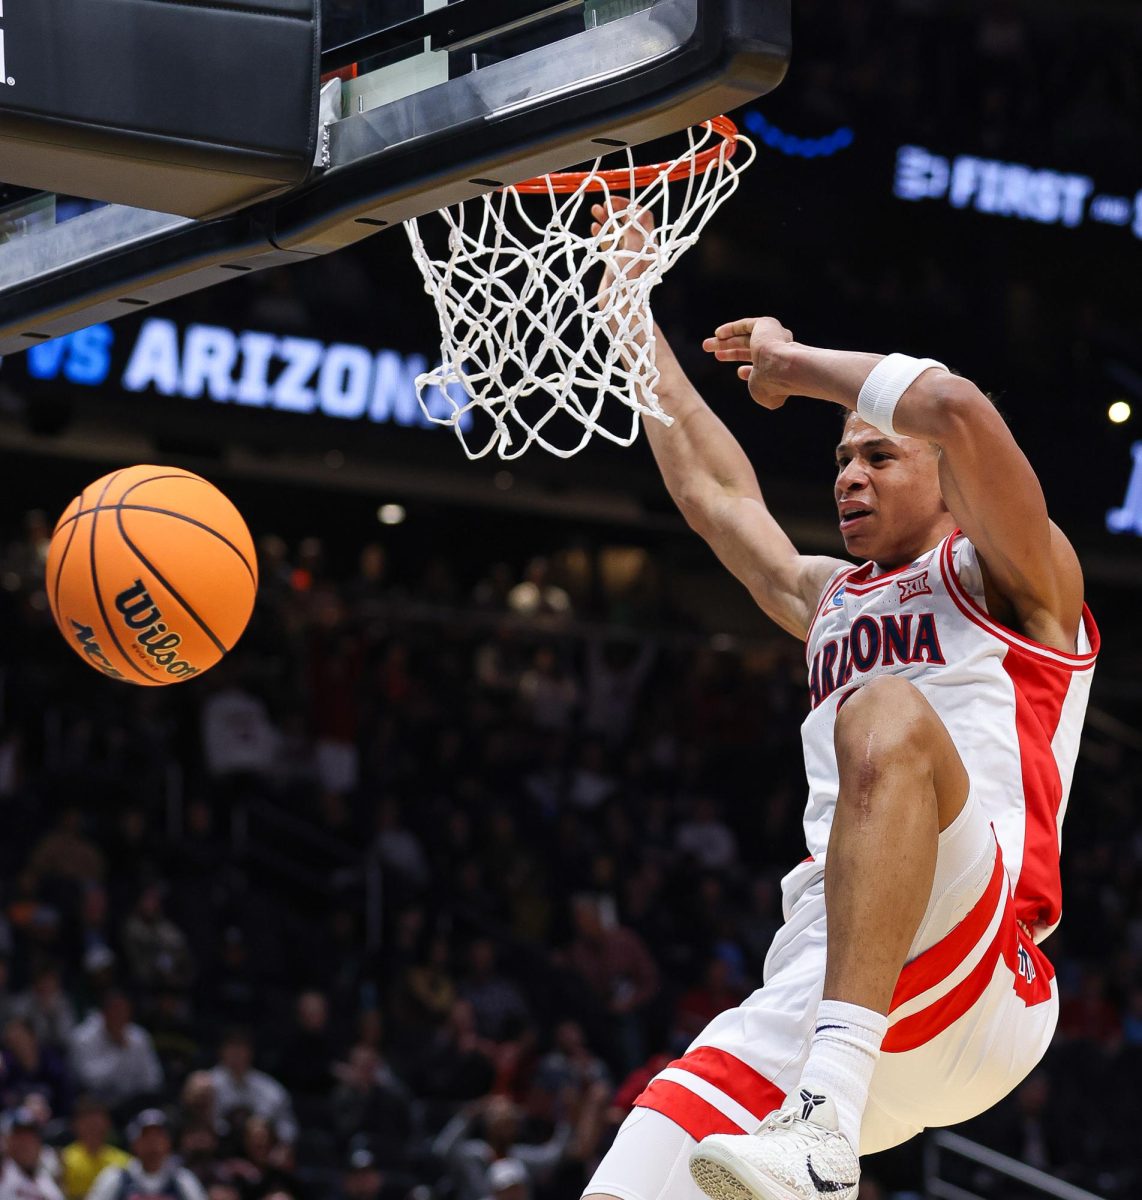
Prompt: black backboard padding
<box><xmin>0</xmin><ymin>0</ymin><xmax>792</xmax><ymax>352</ymax></box>
<box><xmin>0</xmin><ymin>0</ymin><xmax>319</xmax><ymax>218</ymax></box>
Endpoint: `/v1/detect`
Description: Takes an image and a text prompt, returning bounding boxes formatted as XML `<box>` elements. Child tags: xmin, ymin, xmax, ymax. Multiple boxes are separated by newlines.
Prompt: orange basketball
<box><xmin>46</xmin><ymin>465</ymin><xmax>258</xmax><ymax>686</ymax></box>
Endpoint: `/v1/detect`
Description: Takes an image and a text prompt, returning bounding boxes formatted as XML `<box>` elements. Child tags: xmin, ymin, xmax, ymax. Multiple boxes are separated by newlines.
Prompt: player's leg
<box><xmin>792</xmin><ymin>675</ymin><xmax>971</xmax><ymax>1152</ymax></box>
<box><xmin>690</xmin><ymin>676</ymin><xmax>974</xmax><ymax>1200</ymax></box>
<box><xmin>586</xmin><ymin>1106</ymin><xmax>708</xmax><ymax>1200</ymax></box>
<box><xmin>583</xmin><ymin>893</ymin><xmax>832</xmax><ymax>1200</ymax></box>
<box><xmin>822</xmin><ymin>673</ymin><xmax>970</xmax><ymax>1012</ymax></box>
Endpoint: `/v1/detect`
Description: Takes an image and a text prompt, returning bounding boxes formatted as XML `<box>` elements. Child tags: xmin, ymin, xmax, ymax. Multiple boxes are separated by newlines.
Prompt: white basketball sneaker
<box><xmin>689</xmin><ymin>1090</ymin><xmax>860</xmax><ymax>1200</ymax></box>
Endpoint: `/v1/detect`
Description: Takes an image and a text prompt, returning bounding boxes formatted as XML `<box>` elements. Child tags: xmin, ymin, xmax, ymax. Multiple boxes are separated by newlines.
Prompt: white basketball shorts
<box><xmin>585</xmin><ymin>790</ymin><xmax>1058</xmax><ymax>1200</ymax></box>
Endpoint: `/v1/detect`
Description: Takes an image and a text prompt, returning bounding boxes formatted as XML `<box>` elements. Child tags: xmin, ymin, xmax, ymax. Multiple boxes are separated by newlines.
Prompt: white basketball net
<box><xmin>404</xmin><ymin>122</ymin><xmax>757</xmax><ymax>460</ymax></box>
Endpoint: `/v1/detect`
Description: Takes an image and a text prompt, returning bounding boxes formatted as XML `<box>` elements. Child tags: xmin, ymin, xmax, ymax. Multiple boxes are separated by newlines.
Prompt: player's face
<box><xmin>834</xmin><ymin>419</ymin><xmax>950</xmax><ymax>565</ymax></box>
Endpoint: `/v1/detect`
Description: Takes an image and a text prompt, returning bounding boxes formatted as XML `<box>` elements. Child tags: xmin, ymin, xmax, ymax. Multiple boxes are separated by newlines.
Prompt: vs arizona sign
<box><xmin>6</xmin><ymin>318</ymin><xmax>470</xmax><ymax>432</ymax></box>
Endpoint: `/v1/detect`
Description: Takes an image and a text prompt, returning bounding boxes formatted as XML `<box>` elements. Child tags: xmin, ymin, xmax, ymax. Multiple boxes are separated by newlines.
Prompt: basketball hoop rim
<box><xmin>510</xmin><ymin>115</ymin><xmax>741</xmax><ymax>194</ymax></box>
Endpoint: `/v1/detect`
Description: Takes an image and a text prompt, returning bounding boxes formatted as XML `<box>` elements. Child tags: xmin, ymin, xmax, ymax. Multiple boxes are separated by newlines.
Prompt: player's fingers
<box><xmin>715</xmin><ymin>318</ymin><xmax>757</xmax><ymax>340</ymax></box>
<box><xmin>738</xmin><ymin>365</ymin><xmax>752</xmax><ymax>381</ymax></box>
<box><xmin>704</xmin><ymin>337</ymin><xmax>752</xmax><ymax>359</ymax></box>
<box><xmin>714</xmin><ymin>335</ymin><xmax>753</xmax><ymax>350</ymax></box>
<box><xmin>594</xmin><ymin>195</ymin><xmax>632</xmax><ymax>218</ymax></box>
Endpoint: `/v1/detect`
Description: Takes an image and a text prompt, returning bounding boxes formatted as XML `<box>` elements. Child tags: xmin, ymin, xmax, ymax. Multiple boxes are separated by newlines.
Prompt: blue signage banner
<box><xmin>4</xmin><ymin>318</ymin><xmax>470</xmax><ymax>432</ymax></box>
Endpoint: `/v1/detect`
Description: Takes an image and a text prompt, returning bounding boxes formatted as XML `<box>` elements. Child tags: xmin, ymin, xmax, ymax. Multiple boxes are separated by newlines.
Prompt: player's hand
<box><xmin>703</xmin><ymin>316</ymin><xmax>794</xmax><ymax>410</ymax></box>
<box><xmin>590</xmin><ymin>196</ymin><xmax>657</xmax><ymax>303</ymax></box>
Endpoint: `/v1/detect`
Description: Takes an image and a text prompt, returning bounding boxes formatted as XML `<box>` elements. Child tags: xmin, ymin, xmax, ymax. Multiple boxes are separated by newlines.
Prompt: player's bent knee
<box><xmin>833</xmin><ymin>675</ymin><xmax>936</xmax><ymax>765</ymax></box>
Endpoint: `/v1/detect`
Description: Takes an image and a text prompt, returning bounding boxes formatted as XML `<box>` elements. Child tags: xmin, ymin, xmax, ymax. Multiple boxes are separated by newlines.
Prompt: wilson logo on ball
<box><xmin>115</xmin><ymin>580</ymin><xmax>200</xmax><ymax>679</ymax></box>
<box><xmin>69</xmin><ymin>621</ymin><xmax>126</xmax><ymax>681</ymax></box>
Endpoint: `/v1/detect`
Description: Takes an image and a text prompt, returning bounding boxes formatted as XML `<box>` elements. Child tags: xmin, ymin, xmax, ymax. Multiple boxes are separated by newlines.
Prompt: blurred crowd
<box><xmin>0</xmin><ymin>505</ymin><xmax>1138</xmax><ymax>1200</ymax></box>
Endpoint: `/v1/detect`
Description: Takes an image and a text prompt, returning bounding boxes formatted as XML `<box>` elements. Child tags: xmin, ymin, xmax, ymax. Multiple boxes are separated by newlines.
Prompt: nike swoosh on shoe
<box><xmin>806</xmin><ymin>1156</ymin><xmax>856</xmax><ymax>1195</ymax></box>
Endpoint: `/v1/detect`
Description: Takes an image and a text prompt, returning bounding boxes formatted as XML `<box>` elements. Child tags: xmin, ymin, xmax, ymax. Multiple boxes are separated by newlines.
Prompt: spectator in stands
<box><xmin>535</xmin><ymin>1020</ymin><xmax>610</xmax><ymax>1102</ymax></box>
<box><xmin>346</xmin><ymin>541</ymin><xmax>391</xmax><ymax>617</ymax></box>
<box><xmin>58</xmin><ymin>1096</ymin><xmax>130</xmax><ymax>1200</ymax></box>
<box><xmin>222</xmin><ymin>1114</ymin><xmax>297</xmax><ymax>1198</ymax></box>
<box><xmin>459</xmin><ymin>939</ymin><xmax>530</xmax><ymax>1043</ymax></box>
<box><xmin>277</xmin><ymin>990</ymin><xmax>336</xmax><ymax>1103</ymax></box>
<box><xmin>180</xmin><ymin>1072</ymin><xmax>218</xmax><ymax>1137</ymax></box>
<box><xmin>12</xmin><ymin>961</ymin><xmax>76</xmax><ymax>1051</ymax></box>
<box><xmin>87</xmin><ymin>1108</ymin><xmax>206</xmax><ymax>1200</ymax></box>
<box><xmin>487</xmin><ymin>1157</ymin><xmax>531</xmax><ymax>1200</ymax></box>
<box><xmin>201</xmin><ymin>671</ymin><xmax>279</xmax><ymax>781</ymax></box>
<box><xmin>416</xmin><ymin>999</ymin><xmax>496</xmax><ymax>1101</ymax></box>
<box><xmin>566</xmin><ymin>742</ymin><xmax>617</xmax><ymax>812</ymax></box>
<box><xmin>338</xmin><ymin>1146</ymin><xmax>387</xmax><ymax>1200</ymax></box>
<box><xmin>394</xmin><ymin>934</ymin><xmax>456</xmax><ymax>1033</ymax></box>
<box><xmin>432</xmin><ymin>1095</ymin><xmax>571</xmax><ymax>1200</ymax></box>
<box><xmin>309</xmin><ymin>626</ymin><xmax>364</xmax><ymax>795</ymax></box>
<box><xmin>373</xmin><ymin>801</ymin><xmax>430</xmax><ymax>893</ymax></box>
<box><xmin>69</xmin><ymin>990</ymin><xmax>163</xmax><ymax>1109</ymax></box>
<box><xmin>330</xmin><ymin>1045</ymin><xmax>413</xmax><ymax>1160</ymax></box>
<box><xmin>74</xmin><ymin>947</ymin><xmax>116</xmax><ymax>1018</ymax></box>
<box><xmin>518</xmin><ymin>646</ymin><xmax>580</xmax><ymax>731</ymax></box>
<box><xmin>673</xmin><ymin>955</ymin><xmax>748</xmax><ymax>1042</ymax></box>
<box><xmin>178</xmin><ymin>1124</ymin><xmax>222</xmax><ymax>1192</ymax></box>
<box><xmin>0</xmin><ymin>1106</ymin><xmax>63</xmax><ymax>1200</ymax></box>
<box><xmin>208</xmin><ymin>1029</ymin><xmax>298</xmax><ymax>1145</ymax></box>
<box><xmin>1058</xmin><ymin>968</ymin><xmax>1123</xmax><ymax>1044</ymax></box>
<box><xmin>562</xmin><ymin>894</ymin><xmax>660</xmax><ymax>1070</ymax></box>
<box><xmin>28</xmin><ymin>807</ymin><xmax>105</xmax><ymax>887</ymax></box>
<box><xmin>121</xmin><ymin>884</ymin><xmax>195</xmax><ymax>993</ymax></box>
<box><xmin>582</xmin><ymin>638</ymin><xmax>656</xmax><ymax>744</ymax></box>
<box><xmin>76</xmin><ymin>886</ymin><xmax>113</xmax><ymax>962</ymax></box>
<box><xmin>674</xmin><ymin>796</ymin><xmax>739</xmax><ymax>872</ymax></box>
<box><xmin>208</xmin><ymin>929</ymin><xmax>261</xmax><ymax>1027</ymax></box>
<box><xmin>1</xmin><ymin>1017</ymin><xmax>72</xmax><ymax>1115</ymax></box>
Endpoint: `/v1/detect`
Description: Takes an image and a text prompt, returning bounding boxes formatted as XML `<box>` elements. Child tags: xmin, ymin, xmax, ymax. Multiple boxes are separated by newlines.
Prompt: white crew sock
<box><xmin>795</xmin><ymin>999</ymin><xmax>888</xmax><ymax>1152</ymax></box>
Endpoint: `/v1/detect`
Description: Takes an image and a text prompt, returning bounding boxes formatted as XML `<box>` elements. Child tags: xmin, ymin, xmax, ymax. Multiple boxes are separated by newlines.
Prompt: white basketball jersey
<box><xmin>800</xmin><ymin>530</ymin><xmax>1098</xmax><ymax>943</ymax></box>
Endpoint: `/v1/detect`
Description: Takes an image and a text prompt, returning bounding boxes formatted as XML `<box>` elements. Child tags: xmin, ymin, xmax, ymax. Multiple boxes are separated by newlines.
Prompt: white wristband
<box><xmin>856</xmin><ymin>353</ymin><xmax>946</xmax><ymax>436</ymax></box>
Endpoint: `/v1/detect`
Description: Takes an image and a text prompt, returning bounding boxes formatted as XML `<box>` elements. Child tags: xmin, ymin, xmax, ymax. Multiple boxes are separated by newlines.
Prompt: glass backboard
<box><xmin>0</xmin><ymin>0</ymin><xmax>790</xmax><ymax>356</ymax></box>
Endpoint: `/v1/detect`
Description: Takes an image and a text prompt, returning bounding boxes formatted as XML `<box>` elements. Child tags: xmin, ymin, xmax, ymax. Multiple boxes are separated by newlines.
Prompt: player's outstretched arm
<box><xmin>645</xmin><ymin>327</ymin><xmax>845</xmax><ymax>640</ymax></box>
<box><xmin>708</xmin><ymin>317</ymin><xmax>1084</xmax><ymax>651</ymax></box>
<box><xmin>589</xmin><ymin>203</ymin><xmax>844</xmax><ymax>640</ymax></box>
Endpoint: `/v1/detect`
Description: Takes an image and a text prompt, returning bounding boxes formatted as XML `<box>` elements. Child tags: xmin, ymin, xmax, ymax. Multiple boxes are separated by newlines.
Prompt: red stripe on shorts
<box><xmin>883</xmin><ymin>894</ymin><xmax>1010</xmax><ymax>1052</ymax></box>
<box><xmin>664</xmin><ymin>1046</ymin><xmax>785</xmax><ymax>1122</ymax></box>
<box><xmin>884</xmin><ymin>888</ymin><xmax>1053</xmax><ymax>1053</ymax></box>
<box><xmin>634</xmin><ymin>1079</ymin><xmax>742</xmax><ymax>1140</ymax></box>
<box><xmin>889</xmin><ymin>845</ymin><xmax>1006</xmax><ymax>1011</ymax></box>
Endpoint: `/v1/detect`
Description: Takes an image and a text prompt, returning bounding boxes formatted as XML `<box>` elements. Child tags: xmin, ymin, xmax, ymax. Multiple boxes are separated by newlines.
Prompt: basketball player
<box><xmin>583</xmin><ymin>201</ymin><xmax>1099</xmax><ymax>1200</ymax></box>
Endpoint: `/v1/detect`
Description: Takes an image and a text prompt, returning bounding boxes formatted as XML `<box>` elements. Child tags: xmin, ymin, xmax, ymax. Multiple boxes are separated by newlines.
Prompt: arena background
<box><xmin>0</xmin><ymin>2</ymin><xmax>1140</xmax><ymax>1198</ymax></box>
